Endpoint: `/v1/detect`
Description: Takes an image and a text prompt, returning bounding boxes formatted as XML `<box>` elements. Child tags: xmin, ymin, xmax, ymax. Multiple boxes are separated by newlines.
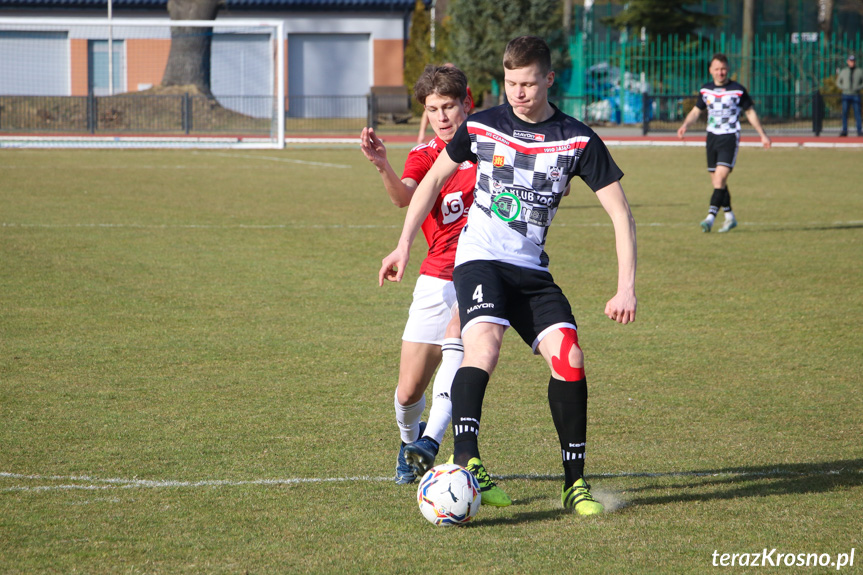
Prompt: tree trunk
<box><xmin>818</xmin><ymin>0</ymin><xmax>834</xmax><ymax>36</ymax></box>
<box><xmin>161</xmin><ymin>0</ymin><xmax>221</xmax><ymax>97</ymax></box>
<box><xmin>740</xmin><ymin>0</ymin><xmax>754</xmax><ymax>89</ymax></box>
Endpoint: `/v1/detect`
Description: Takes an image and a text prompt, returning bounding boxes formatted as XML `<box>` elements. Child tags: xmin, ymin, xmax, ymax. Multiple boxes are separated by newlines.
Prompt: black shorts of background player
<box><xmin>677</xmin><ymin>53</ymin><xmax>771</xmax><ymax>233</ymax></box>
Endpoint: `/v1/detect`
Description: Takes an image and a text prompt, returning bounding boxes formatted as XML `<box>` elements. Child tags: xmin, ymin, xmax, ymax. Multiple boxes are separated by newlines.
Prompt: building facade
<box><xmin>0</xmin><ymin>0</ymin><xmax>420</xmax><ymax>117</ymax></box>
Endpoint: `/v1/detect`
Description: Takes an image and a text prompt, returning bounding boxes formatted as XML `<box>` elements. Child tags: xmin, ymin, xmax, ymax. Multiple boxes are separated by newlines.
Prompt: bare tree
<box><xmin>161</xmin><ymin>0</ymin><xmax>221</xmax><ymax>96</ymax></box>
<box><xmin>741</xmin><ymin>0</ymin><xmax>754</xmax><ymax>88</ymax></box>
<box><xmin>818</xmin><ymin>0</ymin><xmax>834</xmax><ymax>35</ymax></box>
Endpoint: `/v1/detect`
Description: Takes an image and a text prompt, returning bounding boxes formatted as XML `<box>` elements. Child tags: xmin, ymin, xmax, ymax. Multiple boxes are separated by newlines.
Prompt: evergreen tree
<box><xmin>443</xmin><ymin>0</ymin><xmax>567</xmax><ymax>106</ymax></box>
<box><xmin>601</xmin><ymin>0</ymin><xmax>722</xmax><ymax>38</ymax></box>
<box><xmin>404</xmin><ymin>0</ymin><xmax>434</xmax><ymax>115</ymax></box>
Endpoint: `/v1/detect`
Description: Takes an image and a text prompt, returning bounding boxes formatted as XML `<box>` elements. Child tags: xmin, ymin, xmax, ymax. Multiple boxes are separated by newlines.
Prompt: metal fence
<box><xmin>0</xmin><ymin>94</ymin><xmax>276</xmax><ymax>135</ymax></box>
<box><xmin>557</xmin><ymin>92</ymin><xmax>853</xmax><ymax>135</ymax></box>
<box><xmin>0</xmin><ymin>92</ymin><xmax>411</xmax><ymax>136</ymax></box>
<box><xmin>0</xmin><ymin>83</ymin><xmax>856</xmax><ymax>137</ymax></box>
<box><xmin>563</xmin><ymin>31</ymin><xmax>863</xmax><ymax>128</ymax></box>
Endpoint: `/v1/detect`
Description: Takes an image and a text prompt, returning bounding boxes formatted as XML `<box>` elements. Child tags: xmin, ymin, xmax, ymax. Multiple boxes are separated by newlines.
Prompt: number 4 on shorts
<box><xmin>473</xmin><ymin>284</ymin><xmax>484</xmax><ymax>303</ymax></box>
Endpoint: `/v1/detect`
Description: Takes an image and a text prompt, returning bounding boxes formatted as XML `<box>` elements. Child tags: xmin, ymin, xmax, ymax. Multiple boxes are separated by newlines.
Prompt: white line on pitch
<box><xmin>0</xmin><ymin>223</ymin><xmax>398</xmax><ymax>230</ymax></box>
<box><xmin>197</xmin><ymin>151</ymin><xmax>351</xmax><ymax>169</ymax></box>
<box><xmin>2</xmin><ymin>468</ymin><xmax>857</xmax><ymax>493</ymax></box>
<box><xmin>3</xmin><ymin>221</ymin><xmax>862</xmax><ymax>231</ymax></box>
<box><xmin>0</xmin><ymin>472</ymin><xmax>393</xmax><ymax>493</ymax></box>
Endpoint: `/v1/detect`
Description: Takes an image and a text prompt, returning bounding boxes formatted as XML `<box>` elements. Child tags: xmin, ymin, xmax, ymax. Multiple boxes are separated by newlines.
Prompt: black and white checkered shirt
<box><xmin>446</xmin><ymin>103</ymin><xmax>623</xmax><ymax>271</ymax></box>
<box><xmin>695</xmin><ymin>80</ymin><xmax>754</xmax><ymax>135</ymax></box>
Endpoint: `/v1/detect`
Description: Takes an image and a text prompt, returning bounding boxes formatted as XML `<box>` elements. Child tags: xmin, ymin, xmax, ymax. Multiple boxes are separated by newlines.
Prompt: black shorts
<box><xmin>453</xmin><ymin>260</ymin><xmax>577</xmax><ymax>352</ymax></box>
<box><xmin>706</xmin><ymin>132</ymin><xmax>740</xmax><ymax>171</ymax></box>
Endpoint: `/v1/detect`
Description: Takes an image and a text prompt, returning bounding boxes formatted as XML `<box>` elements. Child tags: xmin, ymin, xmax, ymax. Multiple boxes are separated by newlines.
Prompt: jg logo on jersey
<box><xmin>441</xmin><ymin>191</ymin><xmax>466</xmax><ymax>224</ymax></box>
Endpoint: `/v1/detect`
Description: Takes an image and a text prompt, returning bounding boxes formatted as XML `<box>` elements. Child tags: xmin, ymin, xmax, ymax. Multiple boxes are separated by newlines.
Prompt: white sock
<box><xmin>705</xmin><ymin>213</ymin><xmax>716</xmax><ymax>224</ymax></box>
<box><xmin>423</xmin><ymin>338</ymin><xmax>463</xmax><ymax>445</ymax></box>
<box><xmin>724</xmin><ymin>210</ymin><xmax>735</xmax><ymax>221</ymax></box>
<box><xmin>394</xmin><ymin>391</ymin><xmax>425</xmax><ymax>444</ymax></box>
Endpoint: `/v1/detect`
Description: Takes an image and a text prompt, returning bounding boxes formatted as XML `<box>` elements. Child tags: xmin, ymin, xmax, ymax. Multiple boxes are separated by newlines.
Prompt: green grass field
<box><xmin>1</xmin><ymin>144</ymin><xmax>861</xmax><ymax>574</ymax></box>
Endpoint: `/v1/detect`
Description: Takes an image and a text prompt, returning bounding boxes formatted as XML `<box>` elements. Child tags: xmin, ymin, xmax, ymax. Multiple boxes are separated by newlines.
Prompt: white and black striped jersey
<box><xmin>695</xmin><ymin>80</ymin><xmax>754</xmax><ymax>135</ymax></box>
<box><xmin>445</xmin><ymin>103</ymin><xmax>623</xmax><ymax>271</ymax></box>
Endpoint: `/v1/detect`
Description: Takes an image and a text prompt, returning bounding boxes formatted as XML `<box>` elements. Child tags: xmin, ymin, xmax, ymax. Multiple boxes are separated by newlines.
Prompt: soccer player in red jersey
<box><xmin>362</xmin><ymin>65</ymin><xmax>510</xmax><ymax>505</ymax></box>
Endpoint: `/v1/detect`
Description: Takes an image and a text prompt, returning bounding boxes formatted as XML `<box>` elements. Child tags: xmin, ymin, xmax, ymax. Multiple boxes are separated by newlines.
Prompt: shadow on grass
<box><xmin>746</xmin><ymin>223</ymin><xmax>863</xmax><ymax>233</ymax></box>
<box><xmin>473</xmin><ymin>460</ymin><xmax>863</xmax><ymax>524</ymax></box>
<box><xmin>619</xmin><ymin>459</ymin><xmax>863</xmax><ymax>507</ymax></box>
<box><xmin>557</xmin><ymin>202</ymin><xmax>689</xmax><ymax>210</ymax></box>
<box><xmin>470</xmin><ymin>508</ymin><xmax>565</xmax><ymax>526</ymax></box>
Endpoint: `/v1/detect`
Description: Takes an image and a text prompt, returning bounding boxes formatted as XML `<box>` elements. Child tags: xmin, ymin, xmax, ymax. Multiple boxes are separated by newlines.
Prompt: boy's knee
<box><xmin>548</xmin><ymin>328</ymin><xmax>585</xmax><ymax>381</ymax></box>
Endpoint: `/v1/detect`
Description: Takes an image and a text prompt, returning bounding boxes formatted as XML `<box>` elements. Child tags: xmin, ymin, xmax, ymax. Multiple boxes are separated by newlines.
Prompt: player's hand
<box><xmin>360</xmin><ymin>127</ymin><xmax>387</xmax><ymax>168</ymax></box>
<box><xmin>379</xmin><ymin>247</ymin><xmax>409</xmax><ymax>286</ymax></box>
<box><xmin>761</xmin><ymin>135</ymin><xmax>772</xmax><ymax>149</ymax></box>
<box><xmin>605</xmin><ymin>290</ymin><xmax>637</xmax><ymax>324</ymax></box>
<box><xmin>676</xmin><ymin>125</ymin><xmax>687</xmax><ymax>139</ymax></box>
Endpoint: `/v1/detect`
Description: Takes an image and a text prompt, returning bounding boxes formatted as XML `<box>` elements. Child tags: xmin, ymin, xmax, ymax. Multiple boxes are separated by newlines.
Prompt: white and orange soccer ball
<box><xmin>416</xmin><ymin>463</ymin><xmax>481</xmax><ymax>526</ymax></box>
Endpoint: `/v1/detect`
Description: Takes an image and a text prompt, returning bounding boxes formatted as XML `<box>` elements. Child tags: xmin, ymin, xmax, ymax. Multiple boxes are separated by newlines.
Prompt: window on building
<box><xmin>89</xmin><ymin>39</ymin><xmax>125</xmax><ymax>95</ymax></box>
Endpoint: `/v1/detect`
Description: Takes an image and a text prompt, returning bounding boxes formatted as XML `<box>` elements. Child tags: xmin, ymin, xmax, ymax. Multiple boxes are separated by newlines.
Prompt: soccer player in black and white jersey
<box><xmin>678</xmin><ymin>53</ymin><xmax>771</xmax><ymax>233</ymax></box>
<box><xmin>379</xmin><ymin>36</ymin><xmax>637</xmax><ymax>515</ymax></box>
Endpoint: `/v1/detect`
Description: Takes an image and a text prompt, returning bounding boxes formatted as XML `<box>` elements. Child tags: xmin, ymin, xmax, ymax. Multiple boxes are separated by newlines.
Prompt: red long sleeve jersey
<box><xmin>401</xmin><ymin>136</ymin><xmax>476</xmax><ymax>280</ymax></box>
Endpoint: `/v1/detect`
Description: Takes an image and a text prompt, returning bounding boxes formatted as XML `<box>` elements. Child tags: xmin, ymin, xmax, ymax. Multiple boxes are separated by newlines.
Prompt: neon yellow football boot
<box><xmin>465</xmin><ymin>457</ymin><xmax>512</xmax><ymax>507</ymax></box>
<box><xmin>562</xmin><ymin>478</ymin><xmax>603</xmax><ymax>516</ymax></box>
<box><xmin>446</xmin><ymin>455</ymin><xmax>512</xmax><ymax>507</ymax></box>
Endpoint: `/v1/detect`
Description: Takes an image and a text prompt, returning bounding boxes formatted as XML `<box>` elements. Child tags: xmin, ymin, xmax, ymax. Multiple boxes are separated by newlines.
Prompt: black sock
<box><xmin>721</xmin><ymin>186</ymin><xmax>732</xmax><ymax>211</ymax></box>
<box><xmin>709</xmin><ymin>188</ymin><xmax>724</xmax><ymax>215</ymax></box>
<box><xmin>548</xmin><ymin>376</ymin><xmax>588</xmax><ymax>489</ymax></box>
<box><xmin>451</xmin><ymin>366</ymin><xmax>489</xmax><ymax>467</ymax></box>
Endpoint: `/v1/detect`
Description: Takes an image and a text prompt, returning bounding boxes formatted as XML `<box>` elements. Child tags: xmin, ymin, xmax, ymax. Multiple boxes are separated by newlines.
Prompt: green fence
<box><xmin>562</xmin><ymin>31</ymin><xmax>863</xmax><ymax>130</ymax></box>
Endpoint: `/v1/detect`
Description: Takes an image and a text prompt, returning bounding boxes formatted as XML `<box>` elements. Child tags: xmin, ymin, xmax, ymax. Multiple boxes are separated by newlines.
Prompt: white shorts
<box><xmin>402</xmin><ymin>274</ymin><xmax>458</xmax><ymax>345</ymax></box>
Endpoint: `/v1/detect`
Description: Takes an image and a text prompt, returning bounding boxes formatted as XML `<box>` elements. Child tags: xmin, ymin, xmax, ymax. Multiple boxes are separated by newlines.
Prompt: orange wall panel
<box><xmin>126</xmin><ymin>38</ymin><xmax>170</xmax><ymax>91</ymax></box>
<box><xmin>70</xmin><ymin>39</ymin><xmax>88</xmax><ymax>96</ymax></box>
<box><xmin>373</xmin><ymin>39</ymin><xmax>403</xmax><ymax>86</ymax></box>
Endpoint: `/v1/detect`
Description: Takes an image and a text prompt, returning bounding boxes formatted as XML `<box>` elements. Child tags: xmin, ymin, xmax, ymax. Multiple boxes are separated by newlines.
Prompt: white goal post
<box><xmin>0</xmin><ymin>17</ymin><xmax>285</xmax><ymax>148</ymax></box>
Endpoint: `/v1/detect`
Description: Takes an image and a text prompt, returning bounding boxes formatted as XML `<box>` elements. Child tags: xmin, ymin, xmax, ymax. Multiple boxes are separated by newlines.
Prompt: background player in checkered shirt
<box><xmin>677</xmin><ymin>53</ymin><xmax>771</xmax><ymax>233</ymax></box>
<box><xmin>379</xmin><ymin>36</ymin><xmax>637</xmax><ymax>515</ymax></box>
<box><xmin>361</xmin><ymin>65</ymin><xmax>509</xmax><ymax>504</ymax></box>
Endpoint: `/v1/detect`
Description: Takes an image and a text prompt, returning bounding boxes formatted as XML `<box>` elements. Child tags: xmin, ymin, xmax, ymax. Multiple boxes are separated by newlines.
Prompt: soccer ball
<box><xmin>416</xmin><ymin>463</ymin><xmax>481</xmax><ymax>526</ymax></box>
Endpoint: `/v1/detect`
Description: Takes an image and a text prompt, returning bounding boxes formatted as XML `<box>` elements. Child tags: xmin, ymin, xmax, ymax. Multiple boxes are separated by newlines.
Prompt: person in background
<box><xmin>837</xmin><ymin>54</ymin><xmax>863</xmax><ymax>137</ymax></box>
<box><xmin>677</xmin><ymin>53</ymin><xmax>771</xmax><ymax>233</ymax></box>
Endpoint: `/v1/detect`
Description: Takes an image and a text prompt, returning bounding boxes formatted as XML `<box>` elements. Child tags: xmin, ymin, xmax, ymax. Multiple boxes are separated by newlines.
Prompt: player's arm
<box><xmin>744</xmin><ymin>108</ymin><xmax>772</xmax><ymax>149</ymax></box>
<box><xmin>595</xmin><ymin>181</ymin><xmax>637</xmax><ymax>324</ymax></box>
<box><xmin>361</xmin><ymin>127</ymin><xmax>418</xmax><ymax>207</ymax></box>
<box><xmin>379</xmin><ymin>149</ymin><xmax>460</xmax><ymax>286</ymax></box>
<box><xmin>677</xmin><ymin>105</ymin><xmax>703</xmax><ymax>139</ymax></box>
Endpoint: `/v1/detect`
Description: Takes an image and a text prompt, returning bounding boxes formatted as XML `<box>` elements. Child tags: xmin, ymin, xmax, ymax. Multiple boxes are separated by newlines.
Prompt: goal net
<box><xmin>0</xmin><ymin>17</ymin><xmax>285</xmax><ymax>148</ymax></box>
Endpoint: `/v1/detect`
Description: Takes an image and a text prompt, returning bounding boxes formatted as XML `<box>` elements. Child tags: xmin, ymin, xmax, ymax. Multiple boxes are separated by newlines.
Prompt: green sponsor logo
<box><xmin>491</xmin><ymin>192</ymin><xmax>521</xmax><ymax>222</ymax></box>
